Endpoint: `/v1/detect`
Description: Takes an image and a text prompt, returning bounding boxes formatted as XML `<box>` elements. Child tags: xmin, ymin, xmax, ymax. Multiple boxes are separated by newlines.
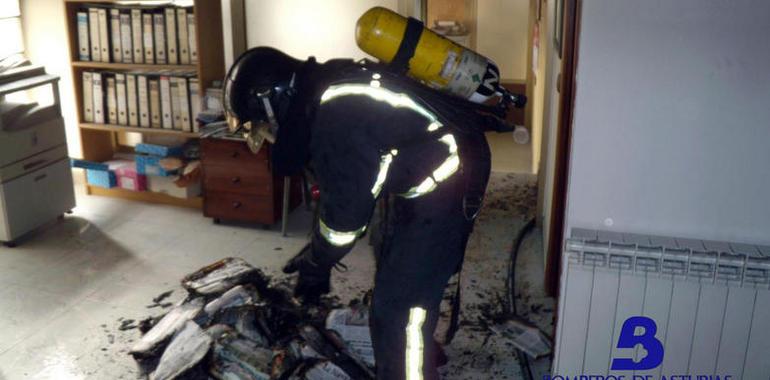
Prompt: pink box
<box><xmin>114</xmin><ymin>163</ymin><xmax>147</xmax><ymax>192</ymax></box>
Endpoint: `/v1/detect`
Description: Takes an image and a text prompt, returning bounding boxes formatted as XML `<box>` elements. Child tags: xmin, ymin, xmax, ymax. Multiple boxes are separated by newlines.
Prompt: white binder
<box><xmin>187</xmin><ymin>12</ymin><xmax>197</xmax><ymax>64</ymax></box>
<box><xmin>119</xmin><ymin>11</ymin><xmax>133</xmax><ymax>63</ymax></box>
<box><xmin>92</xmin><ymin>72</ymin><xmax>104</xmax><ymax>124</ymax></box>
<box><xmin>153</xmin><ymin>11</ymin><xmax>167</xmax><ymax>64</ymax></box>
<box><xmin>116</xmin><ymin>73</ymin><xmax>127</xmax><ymax>125</ymax></box>
<box><xmin>149</xmin><ymin>78</ymin><xmax>162</xmax><ymax>128</ymax></box>
<box><xmin>126</xmin><ymin>74</ymin><xmax>138</xmax><ymax>126</ymax></box>
<box><xmin>188</xmin><ymin>77</ymin><xmax>200</xmax><ymax>132</ymax></box>
<box><xmin>159</xmin><ymin>75</ymin><xmax>173</xmax><ymax>129</ymax></box>
<box><xmin>177</xmin><ymin>77</ymin><xmax>192</xmax><ymax>132</ymax></box>
<box><xmin>106</xmin><ymin>76</ymin><xmax>117</xmax><ymax>124</ymax></box>
<box><xmin>88</xmin><ymin>8</ymin><xmax>101</xmax><ymax>62</ymax></box>
<box><xmin>176</xmin><ymin>8</ymin><xmax>190</xmax><ymax>64</ymax></box>
<box><xmin>137</xmin><ymin>75</ymin><xmax>150</xmax><ymax>127</ymax></box>
<box><xmin>109</xmin><ymin>9</ymin><xmax>122</xmax><ymax>63</ymax></box>
<box><xmin>77</xmin><ymin>11</ymin><xmax>90</xmax><ymax>61</ymax></box>
<box><xmin>170</xmin><ymin>77</ymin><xmax>182</xmax><ymax>130</ymax></box>
<box><xmin>164</xmin><ymin>8</ymin><xmax>178</xmax><ymax>65</ymax></box>
<box><xmin>131</xmin><ymin>9</ymin><xmax>144</xmax><ymax>63</ymax></box>
<box><xmin>142</xmin><ymin>12</ymin><xmax>154</xmax><ymax>64</ymax></box>
<box><xmin>82</xmin><ymin>71</ymin><xmax>94</xmax><ymax>122</ymax></box>
<box><xmin>97</xmin><ymin>8</ymin><xmax>110</xmax><ymax>62</ymax></box>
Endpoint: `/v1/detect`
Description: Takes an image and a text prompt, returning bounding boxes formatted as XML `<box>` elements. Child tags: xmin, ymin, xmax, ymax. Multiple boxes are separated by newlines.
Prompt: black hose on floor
<box><xmin>507</xmin><ymin>217</ymin><xmax>536</xmax><ymax>380</ymax></box>
<box><xmin>507</xmin><ymin>217</ymin><xmax>535</xmax><ymax>316</ymax></box>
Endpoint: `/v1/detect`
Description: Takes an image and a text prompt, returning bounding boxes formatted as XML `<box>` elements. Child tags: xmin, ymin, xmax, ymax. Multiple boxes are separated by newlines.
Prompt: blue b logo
<box><xmin>611</xmin><ymin>316</ymin><xmax>665</xmax><ymax>370</ymax></box>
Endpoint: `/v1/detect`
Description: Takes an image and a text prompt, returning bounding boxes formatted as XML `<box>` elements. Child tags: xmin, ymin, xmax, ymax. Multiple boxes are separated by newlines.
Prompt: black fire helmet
<box><xmin>224</xmin><ymin>47</ymin><xmax>321</xmax><ymax>176</ymax></box>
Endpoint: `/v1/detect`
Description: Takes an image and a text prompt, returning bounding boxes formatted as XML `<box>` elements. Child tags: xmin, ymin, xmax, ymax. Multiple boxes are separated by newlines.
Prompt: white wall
<box><xmin>244</xmin><ymin>0</ymin><xmax>399</xmax><ymax>62</ymax></box>
<box><xmin>222</xmin><ymin>0</ymin><xmax>246</xmax><ymax>69</ymax></box>
<box><xmin>20</xmin><ymin>0</ymin><xmax>80</xmax><ymax>156</ymax></box>
<box><xmin>476</xmin><ymin>0</ymin><xmax>529</xmax><ymax>81</ymax></box>
<box><xmin>565</xmin><ymin>0</ymin><xmax>770</xmax><ymax>244</ymax></box>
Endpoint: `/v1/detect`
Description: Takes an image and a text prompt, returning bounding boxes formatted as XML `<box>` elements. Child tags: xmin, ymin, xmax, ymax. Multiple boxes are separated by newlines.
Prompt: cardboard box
<box><xmin>115</xmin><ymin>163</ymin><xmax>147</xmax><ymax>191</ymax></box>
<box><xmin>86</xmin><ymin>168</ymin><xmax>116</xmax><ymax>188</ymax></box>
<box><xmin>147</xmin><ymin>175</ymin><xmax>200</xmax><ymax>199</ymax></box>
<box><xmin>71</xmin><ymin>158</ymin><xmax>108</xmax><ymax>171</ymax></box>
<box><xmin>74</xmin><ymin>158</ymin><xmax>130</xmax><ymax>189</ymax></box>
<box><xmin>134</xmin><ymin>142</ymin><xmax>183</xmax><ymax>157</ymax></box>
<box><xmin>135</xmin><ymin>155</ymin><xmax>178</xmax><ymax>176</ymax></box>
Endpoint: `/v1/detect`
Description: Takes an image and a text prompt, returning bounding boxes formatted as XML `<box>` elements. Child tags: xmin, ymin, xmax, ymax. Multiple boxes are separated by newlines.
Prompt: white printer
<box><xmin>0</xmin><ymin>65</ymin><xmax>75</xmax><ymax>246</ymax></box>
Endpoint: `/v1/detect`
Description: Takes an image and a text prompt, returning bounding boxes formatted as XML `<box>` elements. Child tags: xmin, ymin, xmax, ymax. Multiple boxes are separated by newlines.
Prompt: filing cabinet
<box><xmin>200</xmin><ymin>137</ymin><xmax>301</xmax><ymax>225</ymax></box>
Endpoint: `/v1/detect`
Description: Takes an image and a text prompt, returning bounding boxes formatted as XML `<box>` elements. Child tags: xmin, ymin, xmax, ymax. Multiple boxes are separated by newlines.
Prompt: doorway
<box><xmin>418</xmin><ymin>0</ymin><xmax>532</xmax><ymax>174</ymax></box>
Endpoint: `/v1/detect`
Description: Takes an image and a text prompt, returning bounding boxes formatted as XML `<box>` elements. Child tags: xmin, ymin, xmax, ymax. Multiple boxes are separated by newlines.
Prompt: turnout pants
<box><xmin>371</xmin><ymin>173</ymin><xmax>475</xmax><ymax>380</ymax></box>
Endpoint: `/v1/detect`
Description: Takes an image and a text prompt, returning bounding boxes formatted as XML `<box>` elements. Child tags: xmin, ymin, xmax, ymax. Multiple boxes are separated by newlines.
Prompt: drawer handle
<box><xmin>24</xmin><ymin>159</ymin><xmax>47</xmax><ymax>170</ymax></box>
<box><xmin>232</xmin><ymin>201</ymin><xmax>242</xmax><ymax>209</ymax></box>
<box><xmin>231</xmin><ymin>151</ymin><xmax>240</xmax><ymax>158</ymax></box>
<box><xmin>34</xmin><ymin>174</ymin><xmax>48</xmax><ymax>182</ymax></box>
<box><xmin>231</xmin><ymin>177</ymin><xmax>241</xmax><ymax>184</ymax></box>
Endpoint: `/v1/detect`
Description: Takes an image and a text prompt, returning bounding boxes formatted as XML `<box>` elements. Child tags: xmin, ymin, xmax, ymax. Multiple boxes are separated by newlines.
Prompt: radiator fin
<box><xmin>554</xmin><ymin>229</ymin><xmax>770</xmax><ymax>378</ymax></box>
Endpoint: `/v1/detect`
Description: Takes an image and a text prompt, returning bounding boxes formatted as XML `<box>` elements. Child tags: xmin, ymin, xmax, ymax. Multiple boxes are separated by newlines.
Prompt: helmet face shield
<box><xmin>224</xmin><ymin>81</ymin><xmax>280</xmax><ymax>154</ymax></box>
<box><xmin>222</xmin><ymin>47</ymin><xmax>302</xmax><ymax>154</ymax></box>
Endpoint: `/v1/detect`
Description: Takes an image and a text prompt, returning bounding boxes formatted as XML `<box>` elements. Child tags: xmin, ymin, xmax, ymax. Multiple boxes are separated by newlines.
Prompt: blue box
<box><xmin>70</xmin><ymin>158</ymin><xmax>109</xmax><ymax>171</ymax></box>
<box><xmin>134</xmin><ymin>143</ymin><xmax>183</xmax><ymax>158</ymax></box>
<box><xmin>86</xmin><ymin>168</ymin><xmax>116</xmax><ymax>188</ymax></box>
<box><xmin>135</xmin><ymin>155</ymin><xmax>178</xmax><ymax>177</ymax></box>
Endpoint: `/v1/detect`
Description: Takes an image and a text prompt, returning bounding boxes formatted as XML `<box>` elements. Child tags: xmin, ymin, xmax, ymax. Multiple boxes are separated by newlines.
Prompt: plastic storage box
<box><xmin>114</xmin><ymin>164</ymin><xmax>146</xmax><ymax>191</ymax></box>
<box><xmin>134</xmin><ymin>143</ymin><xmax>183</xmax><ymax>158</ymax></box>
<box><xmin>86</xmin><ymin>168</ymin><xmax>116</xmax><ymax>188</ymax></box>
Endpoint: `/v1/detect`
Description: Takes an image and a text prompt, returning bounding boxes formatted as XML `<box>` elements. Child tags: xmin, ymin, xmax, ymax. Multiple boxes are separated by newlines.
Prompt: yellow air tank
<box><xmin>356</xmin><ymin>6</ymin><xmax>502</xmax><ymax>104</ymax></box>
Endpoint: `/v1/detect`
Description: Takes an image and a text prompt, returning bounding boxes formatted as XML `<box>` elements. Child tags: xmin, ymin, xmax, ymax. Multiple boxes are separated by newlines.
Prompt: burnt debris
<box><xmin>129</xmin><ymin>257</ymin><xmax>375</xmax><ymax>380</ymax></box>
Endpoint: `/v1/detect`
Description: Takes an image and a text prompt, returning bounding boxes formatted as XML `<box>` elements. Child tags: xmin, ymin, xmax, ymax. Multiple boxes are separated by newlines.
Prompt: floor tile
<box><xmin>0</xmin><ymin>284</ymin><xmax>73</xmax><ymax>354</ymax></box>
<box><xmin>0</xmin><ymin>299</ymin><xmax>144</xmax><ymax>380</ymax></box>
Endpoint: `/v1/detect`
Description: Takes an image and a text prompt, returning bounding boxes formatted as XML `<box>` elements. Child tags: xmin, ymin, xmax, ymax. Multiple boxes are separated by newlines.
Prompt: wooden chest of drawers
<box><xmin>201</xmin><ymin>137</ymin><xmax>301</xmax><ymax>225</ymax></box>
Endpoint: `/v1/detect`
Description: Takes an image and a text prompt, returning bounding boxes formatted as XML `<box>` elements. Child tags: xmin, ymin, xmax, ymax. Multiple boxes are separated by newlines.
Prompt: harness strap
<box><xmin>390</xmin><ymin>18</ymin><xmax>424</xmax><ymax>75</ymax></box>
<box><xmin>459</xmin><ymin>137</ymin><xmax>488</xmax><ymax>221</ymax></box>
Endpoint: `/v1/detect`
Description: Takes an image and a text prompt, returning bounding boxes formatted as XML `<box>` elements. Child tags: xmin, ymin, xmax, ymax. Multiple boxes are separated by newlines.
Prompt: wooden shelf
<box><xmin>66</xmin><ymin>0</ymin><xmax>224</xmax><ymax>209</ymax></box>
<box><xmin>64</xmin><ymin>0</ymin><xmax>179</xmax><ymax>3</ymax></box>
<box><xmin>87</xmin><ymin>185</ymin><xmax>203</xmax><ymax>209</ymax></box>
<box><xmin>72</xmin><ymin>61</ymin><xmax>197</xmax><ymax>72</ymax></box>
<box><xmin>80</xmin><ymin>122</ymin><xmax>199</xmax><ymax>138</ymax></box>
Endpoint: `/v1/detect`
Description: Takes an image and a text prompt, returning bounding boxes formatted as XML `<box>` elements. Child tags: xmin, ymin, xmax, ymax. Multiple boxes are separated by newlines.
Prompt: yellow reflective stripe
<box><xmin>427</xmin><ymin>121</ymin><xmax>443</xmax><ymax>131</ymax></box>
<box><xmin>432</xmin><ymin>134</ymin><xmax>459</xmax><ymax>182</ymax></box>
<box><xmin>372</xmin><ymin>149</ymin><xmax>397</xmax><ymax>198</ymax></box>
<box><xmin>405</xmin><ymin>307</ymin><xmax>427</xmax><ymax>380</ymax></box>
<box><xmin>400</xmin><ymin>177</ymin><xmax>437</xmax><ymax>199</ymax></box>
<box><xmin>321</xmin><ymin>84</ymin><xmax>457</xmax><ymax>200</ymax></box>
<box><xmin>320</xmin><ymin>84</ymin><xmax>439</xmax><ymax>124</ymax></box>
<box><xmin>318</xmin><ymin>219</ymin><xmax>366</xmax><ymax>247</ymax></box>
<box><xmin>438</xmin><ymin>134</ymin><xmax>458</xmax><ymax>153</ymax></box>
<box><xmin>399</xmin><ymin>134</ymin><xmax>459</xmax><ymax>199</ymax></box>
<box><xmin>432</xmin><ymin>154</ymin><xmax>460</xmax><ymax>182</ymax></box>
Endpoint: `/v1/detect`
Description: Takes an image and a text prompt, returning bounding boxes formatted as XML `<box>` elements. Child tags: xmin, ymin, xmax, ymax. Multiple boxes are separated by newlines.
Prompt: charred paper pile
<box><xmin>129</xmin><ymin>257</ymin><xmax>376</xmax><ymax>380</ymax></box>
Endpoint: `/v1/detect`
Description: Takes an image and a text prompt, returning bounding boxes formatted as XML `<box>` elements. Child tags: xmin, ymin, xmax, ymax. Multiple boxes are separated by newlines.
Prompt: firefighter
<box><xmin>224</xmin><ymin>46</ymin><xmax>512</xmax><ymax>380</ymax></box>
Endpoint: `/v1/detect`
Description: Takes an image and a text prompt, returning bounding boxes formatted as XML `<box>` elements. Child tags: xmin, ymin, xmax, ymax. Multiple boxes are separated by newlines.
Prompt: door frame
<box><xmin>543</xmin><ymin>0</ymin><xmax>581</xmax><ymax>296</ymax></box>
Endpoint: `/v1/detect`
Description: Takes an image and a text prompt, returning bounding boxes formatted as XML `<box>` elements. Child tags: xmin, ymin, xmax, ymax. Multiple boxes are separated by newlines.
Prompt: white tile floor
<box><xmin>0</xmin><ymin>172</ymin><xmax>547</xmax><ymax>379</ymax></box>
<box><xmin>0</xmin><ymin>182</ymin><xmax>319</xmax><ymax>379</ymax></box>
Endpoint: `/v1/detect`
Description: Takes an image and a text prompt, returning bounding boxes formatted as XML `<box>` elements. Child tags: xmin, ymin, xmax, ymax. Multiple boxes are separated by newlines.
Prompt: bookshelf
<box><xmin>64</xmin><ymin>0</ymin><xmax>225</xmax><ymax>208</ymax></box>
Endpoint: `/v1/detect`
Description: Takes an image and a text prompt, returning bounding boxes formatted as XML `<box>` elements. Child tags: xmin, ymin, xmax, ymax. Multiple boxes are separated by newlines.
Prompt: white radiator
<box><xmin>553</xmin><ymin>229</ymin><xmax>770</xmax><ymax>379</ymax></box>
